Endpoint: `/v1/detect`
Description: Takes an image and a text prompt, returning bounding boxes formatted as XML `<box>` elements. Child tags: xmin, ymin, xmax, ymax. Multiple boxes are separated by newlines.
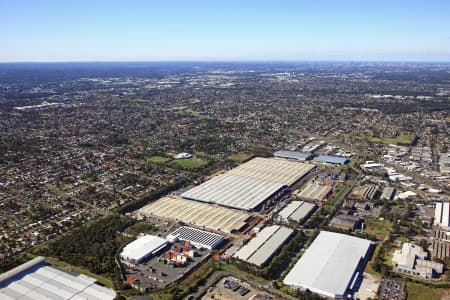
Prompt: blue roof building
<box><xmin>314</xmin><ymin>155</ymin><xmax>349</xmax><ymax>165</ymax></box>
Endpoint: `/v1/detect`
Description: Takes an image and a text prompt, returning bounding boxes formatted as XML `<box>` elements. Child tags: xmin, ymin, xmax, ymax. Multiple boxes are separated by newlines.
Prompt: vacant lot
<box><xmin>364</xmin><ymin>216</ymin><xmax>391</xmax><ymax>241</ymax></box>
<box><xmin>406</xmin><ymin>282</ymin><xmax>447</xmax><ymax>300</ymax></box>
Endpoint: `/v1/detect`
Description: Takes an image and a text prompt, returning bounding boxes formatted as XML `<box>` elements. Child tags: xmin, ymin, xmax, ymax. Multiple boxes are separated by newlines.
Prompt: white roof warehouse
<box><xmin>120</xmin><ymin>235</ymin><xmax>168</xmax><ymax>264</ymax></box>
<box><xmin>283</xmin><ymin>231</ymin><xmax>373</xmax><ymax>299</ymax></box>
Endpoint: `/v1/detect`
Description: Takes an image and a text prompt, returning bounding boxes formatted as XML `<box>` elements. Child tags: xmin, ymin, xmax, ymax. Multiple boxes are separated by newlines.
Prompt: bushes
<box><xmin>36</xmin><ymin>214</ymin><xmax>132</xmax><ymax>275</ymax></box>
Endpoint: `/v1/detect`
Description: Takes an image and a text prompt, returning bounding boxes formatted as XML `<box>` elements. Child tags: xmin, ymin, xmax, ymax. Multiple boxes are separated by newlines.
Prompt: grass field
<box><xmin>177</xmin><ymin>108</ymin><xmax>200</xmax><ymax>115</ymax></box>
<box><xmin>45</xmin><ymin>257</ymin><xmax>113</xmax><ymax>288</ymax></box>
<box><xmin>367</xmin><ymin>135</ymin><xmax>416</xmax><ymax>145</ymax></box>
<box><xmin>124</xmin><ymin>222</ymin><xmax>156</xmax><ymax>236</ymax></box>
<box><xmin>227</xmin><ymin>153</ymin><xmax>254</xmax><ymax>163</ymax></box>
<box><xmin>170</xmin><ymin>159</ymin><xmax>209</xmax><ymax>170</ymax></box>
<box><xmin>364</xmin><ymin>216</ymin><xmax>392</xmax><ymax>241</ymax></box>
<box><xmin>406</xmin><ymin>282</ymin><xmax>447</xmax><ymax>300</ymax></box>
<box><xmin>146</xmin><ymin>156</ymin><xmax>171</xmax><ymax>164</ymax></box>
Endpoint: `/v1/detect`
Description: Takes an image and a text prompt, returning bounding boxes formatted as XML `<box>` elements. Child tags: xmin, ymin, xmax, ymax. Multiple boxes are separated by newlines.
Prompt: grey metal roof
<box><xmin>314</xmin><ymin>155</ymin><xmax>349</xmax><ymax>165</ymax></box>
<box><xmin>279</xmin><ymin>201</ymin><xmax>316</xmax><ymax>223</ymax></box>
<box><xmin>274</xmin><ymin>150</ymin><xmax>313</xmax><ymax>160</ymax></box>
<box><xmin>234</xmin><ymin>225</ymin><xmax>293</xmax><ymax>267</ymax></box>
<box><xmin>181</xmin><ymin>174</ymin><xmax>284</xmax><ymax>211</ymax></box>
<box><xmin>283</xmin><ymin>231</ymin><xmax>372</xmax><ymax>298</ymax></box>
<box><xmin>181</xmin><ymin>157</ymin><xmax>314</xmax><ymax>211</ymax></box>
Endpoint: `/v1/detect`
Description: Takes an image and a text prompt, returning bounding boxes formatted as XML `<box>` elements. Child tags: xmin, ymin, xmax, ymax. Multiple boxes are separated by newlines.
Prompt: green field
<box><xmin>177</xmin><ymin>108</ymin><xmax>200</xmax><ymax>115</ymax></box>
<box><xmin>146</xmin><ymin>156</ymin><xmax>171</xmax><ymax>164</ymax></box>
<box><xmin>406</xmin><ymin>282</ymin><xmax>447</xmax><ymax>300</ymax></box>
<box><xmin>45</xmin><ymin>257</ymin><xmax>113</xmax><ymax>288</ymax></box>
<box><xmin>124</xmin><ymin>222</ymin><xmax>156</xmax><ymax>236</ymax></box>
<box><xmin>364</xmin><ymin>216</ymin><xmax>392</xmax><ymax>241</ymax></box>
<box><xmin>227</xmin><ymin>153</ymin><xmax>254</xmax><ymax>163</ymax></box>
<box><xmin>170</xmin><ymin>159</ymin><xmax>209</xmax><ymax>170</ymax></box>
<box><xmin>367</xmin><ymin>135</ymin><xmax>416</xmax><ymax>145</ymax></box>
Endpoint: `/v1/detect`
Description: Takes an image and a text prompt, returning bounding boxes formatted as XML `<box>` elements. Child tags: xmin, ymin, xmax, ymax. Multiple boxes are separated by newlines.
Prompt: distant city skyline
<box><xmin>1</xmin><ymin>0</ymin><xmax>450</xmax><ymax>62</ymax></box>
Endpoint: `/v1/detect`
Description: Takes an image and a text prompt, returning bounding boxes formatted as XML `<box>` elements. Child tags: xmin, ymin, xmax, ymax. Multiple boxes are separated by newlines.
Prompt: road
<box><xmin>188</xmin><ymin>270</ymin><xmax>298</xmax><ymax>300</ymax></box>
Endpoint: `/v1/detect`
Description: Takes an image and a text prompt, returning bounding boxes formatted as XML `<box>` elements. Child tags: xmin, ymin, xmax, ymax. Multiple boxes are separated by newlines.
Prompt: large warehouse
<box><xmin>234</xmin><ymin>225</ymin><xmax>294</xmax><ymax>267</ymax></box>
<box><xmin>181</xmin><ymin>157</ymin><xmax>314</xmax><ymax>211</ymax></box>
<box><xmin>283</xmin><ymin>231</ymin><xmax>373</xmax><ymax>299</ymax></box>
<box><xmin>0</xmin><ymin>257</ymin><xmax>116</xmax><ymax>300</ymax></box>
<box><xmin>120</xmin><ymin>235</ymin><xmax>169</xmax><ymax>264</ymax></box>
<box><xmin>167</xmin><ymin>226</ymin><xmax>226</xmax><ymax>250</ymax></box>
<box><xmin>139</xmin><ymin>196</ymin><xmax>249</xmax><ymax>233</ymax></box>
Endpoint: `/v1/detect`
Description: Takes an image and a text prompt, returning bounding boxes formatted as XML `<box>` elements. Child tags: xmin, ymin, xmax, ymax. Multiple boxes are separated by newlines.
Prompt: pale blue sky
<box><xmin>1</xmin><ymin>0</ymin><xmax>449</xmax><ymax>62</ymax></box>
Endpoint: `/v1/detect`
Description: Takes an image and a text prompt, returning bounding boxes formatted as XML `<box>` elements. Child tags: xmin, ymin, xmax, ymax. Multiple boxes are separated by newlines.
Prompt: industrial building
<box><xmin>439</xmin><ymin>153</ymin><xmax>450</xmax><ymax>173</ymax></box>
<box><xmin>314</xmin><ymin>155</ymin><xmax>349</xmax><ymax>165</ymax></box>
<box><xmin>139</xmin><ymin>196</ymin><xmax>249</xmax><ymax>233</ymax></box>
<box><xmin>392</xmin><ymin>243</ymin><xmax>443</xmax><ymax>279</ymax></box>
<box><xmin>293</xmin><ymin>183</ymin><xmax>332</xmax><ymax>202</ymax></box>
<box><xmin>283</xmin><ymin>231</ymin><xmax>373</xmax><ymax>299</ymax></box>
<box><xmin>432</xmin><ymin>202</ymin><xmax>450</xmax><ymax>259</ymax></box>
<box><xmin>167</xmin><ymin>226</ymin><xmax>226</xmax><ymax>250</ymax></box>
<box><xmin>274</xmin><ymin>150</ymin><xmax>313</xmax><ymax>161</ymax></box>
<box><xmin>380</xmin><ymin>187</ymin><xmax>396</xmax><ymax>201</ymax></box>
<box><xmin>234</xmin><ymin>225</ymin><xmax>293</xmax><ymax>267</ymax></box>
<box><xmin>434</xmin><ymin>202</ymin><xmax>450</xmax><ymax>227</ymax></box>
<box><xmin>181</xmin><ymin>157</ymin><xmax>314</xmax><ymax>211</ymax></box>
<box><xmin>120</xmin><ymin>235</ymin><xmax>169</xmax><ymax>264</ymax></box>
<box><xmin>0</xmin><ymin>257</ymin><xmax>116</xmax><ymax>300</ymax></box>
<box><xmin>277</xmin><ymin>201</ymin><xmax>316</xmax><ymax>224</ymax></box>
<box><xmin>330</xmin><ymin>214</ymin><xmax>362</xmax><ymax>231</ymax></box>
<box><xmin>348</xmin><ymin>185</ymin><xmax>378</xmax><ymax>201</ymax></box>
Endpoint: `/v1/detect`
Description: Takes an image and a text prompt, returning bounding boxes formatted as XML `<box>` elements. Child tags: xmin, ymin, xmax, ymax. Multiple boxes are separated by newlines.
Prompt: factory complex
<box><xmin>0</xmin><ymin>257</ymin><xmax>116</xmax><ymax>300</ymax></box>
<box><xmin>283</xmin><ymin>231</ymin><xmax>373</xmax><ymax>299</ymax></box>
<box><xmin>181</xmin><ymin>157</ymin><xmax>314</xmax><ymax>211</ymax></box>
<box><xmin>234</xmin><ymin>225</ymin><xmax>294</xmax><ymax>267</ymax></box>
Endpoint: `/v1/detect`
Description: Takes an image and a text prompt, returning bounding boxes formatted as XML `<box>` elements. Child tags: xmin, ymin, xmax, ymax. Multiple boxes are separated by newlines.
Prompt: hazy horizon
<box><xmin>1</xmin><ymin>0</ymin><xmax>450</xmax><ymax>62</ymax></box>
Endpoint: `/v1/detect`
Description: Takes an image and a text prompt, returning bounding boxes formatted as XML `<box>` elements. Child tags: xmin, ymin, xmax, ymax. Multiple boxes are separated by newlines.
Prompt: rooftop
<box><xmin>283</xmin><ymin>231</ymin><xmax>372</xmax><ymax>298</ymax></box>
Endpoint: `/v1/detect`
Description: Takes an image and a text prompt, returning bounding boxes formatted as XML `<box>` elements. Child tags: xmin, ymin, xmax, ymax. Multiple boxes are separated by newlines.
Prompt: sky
<box><xmin>1</xmin><ymin>0</ymin><xmax>450</xmax><ymax>62</ymax></box>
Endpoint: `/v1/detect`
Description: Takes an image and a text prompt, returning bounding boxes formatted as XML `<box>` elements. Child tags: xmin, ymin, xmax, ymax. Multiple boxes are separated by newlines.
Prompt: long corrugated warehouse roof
<box><xmin>139</xmin><ymin>196</ymin><xmax>249</xmax><ymax>233</ymax></box>
<box><xmin>181</xmin><ymin>157</ymin><xmax>314</xmax><ymax>211</ymax></box>
<box><xmin>283</xmin><ymin>231</ymin><xmax>372</xmax><ymax>299</ymax></box>
<box><xmin>181</xmin><ymin>174</ymin><xmax>284</xmax><ymax>211</ymax></box>
<box><xmin>227</xmin><ymin>157</ymin><xmax>314</xmax><ymax>185</ymax></box>
<box><xmin>0</xmin><ymin>259</ymin><xmax>116</xmax><ymax>300</ymax></box>
<box><xmin>234</xmin><ymin>225</ymin><xmax>294</xmax><ymax>267</ymax></box>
